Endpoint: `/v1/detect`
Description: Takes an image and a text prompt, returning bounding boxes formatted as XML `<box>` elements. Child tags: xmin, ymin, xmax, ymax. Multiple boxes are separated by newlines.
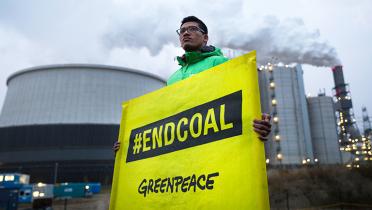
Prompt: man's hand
<box><xmin>253</xmin><ymin>113</ymin><xmax>272</xmax><ymax>141</ymax></box>
<box><xmin>113</xmin><ymin>141</ymin><xmax>120</xmax><ymax>155</ymax></box>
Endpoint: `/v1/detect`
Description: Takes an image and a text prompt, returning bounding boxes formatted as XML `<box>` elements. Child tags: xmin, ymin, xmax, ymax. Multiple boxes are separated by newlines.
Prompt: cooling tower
<box><xmin>0</xmin><ymin>64</ymin><xmax>166</xmax><ymax>183</ymax></box>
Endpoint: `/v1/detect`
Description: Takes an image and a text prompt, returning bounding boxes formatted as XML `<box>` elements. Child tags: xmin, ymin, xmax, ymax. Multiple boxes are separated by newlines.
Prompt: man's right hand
<box><xmin>113</xmin><ymin>141</ymin><xmax>120</xmax><ymax>155</ymax></box>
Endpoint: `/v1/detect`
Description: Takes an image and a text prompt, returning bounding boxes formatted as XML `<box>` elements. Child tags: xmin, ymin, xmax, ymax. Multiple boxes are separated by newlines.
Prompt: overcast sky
<box><xmin>0</xmin><ymin>0</ymin><xmax>371</xmax><ymax>125</ymax></box>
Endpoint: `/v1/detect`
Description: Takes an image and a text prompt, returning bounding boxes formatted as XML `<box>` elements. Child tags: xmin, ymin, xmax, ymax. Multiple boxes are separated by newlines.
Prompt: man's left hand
<box><xmin>253</xmin><ymin>113</ymin><xmax>272</xmax><ymax>141</ymax></box>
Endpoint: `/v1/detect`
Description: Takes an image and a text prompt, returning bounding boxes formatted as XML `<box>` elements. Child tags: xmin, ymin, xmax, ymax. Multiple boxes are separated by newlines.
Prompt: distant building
<box><xmin>307</xmin><ymin>94</ymin><xmax>342</xmax><ymax>164</ymax></box>
<box><xmin>0</xmin><ymin>64</ymin><xmax>165</xmax><ymax>183</ymax></box>
<box><xmin>259</xmin><ymin>64</ymin><xmax>314</xmax><ymax>165</ymax></box>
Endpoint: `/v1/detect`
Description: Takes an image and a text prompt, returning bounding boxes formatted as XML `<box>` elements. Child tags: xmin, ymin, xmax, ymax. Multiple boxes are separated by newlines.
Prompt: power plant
<box><xmin>0</xmin><ymin>61</ymin><xmax>371</xmax><ymax>184</ymax></box>
<box><xmin>259</xmin><ymin>63</ymin><xmax>372</xmax><ymax>166</ymax></box>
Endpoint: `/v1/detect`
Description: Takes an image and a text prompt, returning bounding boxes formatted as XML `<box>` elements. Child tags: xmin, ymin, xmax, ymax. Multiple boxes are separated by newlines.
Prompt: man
<box><xmin>167</xmin><ymin>16</ymin><xmax>228</xmax><ymax>85</ymax></box>
<box><xmin>113</xmin><ymin>16</ymin><xmax>271</xmax><ymax>153</ymax></box>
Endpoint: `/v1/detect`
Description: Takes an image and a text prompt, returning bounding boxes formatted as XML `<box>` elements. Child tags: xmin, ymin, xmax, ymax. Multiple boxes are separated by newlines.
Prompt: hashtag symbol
<box><xmin>133</xmin><ymin>133</ymin><xmax>142</xmax><ymax>154</ymax></box>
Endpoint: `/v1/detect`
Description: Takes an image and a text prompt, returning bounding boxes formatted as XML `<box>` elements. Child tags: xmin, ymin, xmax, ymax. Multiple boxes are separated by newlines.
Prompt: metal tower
<box><xmin>332</xmin><ymin>66</ymin><xmax>371</xmax><ymax>166</ymax></box>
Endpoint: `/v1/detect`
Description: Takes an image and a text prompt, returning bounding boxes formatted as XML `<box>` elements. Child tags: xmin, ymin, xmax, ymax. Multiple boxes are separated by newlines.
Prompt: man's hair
<box><xmin>180</xmin><ymin>16</ymin><xmax>208</xmax><ymax>34</ymax></box>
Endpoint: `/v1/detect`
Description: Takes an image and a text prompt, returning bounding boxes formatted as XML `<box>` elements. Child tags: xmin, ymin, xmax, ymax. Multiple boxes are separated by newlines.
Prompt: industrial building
<box><xmin>258</xmin><ymin>63</ymin><xmax>372</xmax><ymax>166</ymax></box>
<box><xmin>0</xmin><ymin>61</ymin><xmax>364</xmax><ymax>184</ymax></box>
<box><xmin>259</xmin><ymin>64</ymin><xmax>314</xmax><ymax>165</ymax></box>
<box><xmin>0</xmin><ymin>64</ymin><xmax>166</xmax><ymax>183</ymax></box>
<box><xmin>307</xmin><ymin>94</ymin><xmax>343</xmax><ymax>164</ymax></box>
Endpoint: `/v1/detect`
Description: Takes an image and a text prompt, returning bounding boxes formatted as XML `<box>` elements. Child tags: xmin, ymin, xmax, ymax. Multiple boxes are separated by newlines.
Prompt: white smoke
<box><xmin>104</xmin><ymin>1</ymin><xmax>340</xmax><ymax>67</ymax></box>
<box><xmin>103</xmin><ymin>0</ymin><xmax>243</xmax><ymax>55</ymax></box>
<box><xmin>213</xmin><ymin>16</ymin><xmax>341</xmax><ymax>66</ymax></box>
<box><xmin>106</xmin><ymin>44</ymin><xmax>183</xmax><ymax>76</ymax></box>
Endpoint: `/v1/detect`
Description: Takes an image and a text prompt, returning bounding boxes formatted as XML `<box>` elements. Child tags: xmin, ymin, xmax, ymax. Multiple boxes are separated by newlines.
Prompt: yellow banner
<box><xmin>110</xmin><ymin>51</ymin><xmax>269</xmax><ymax>210</ymax></box>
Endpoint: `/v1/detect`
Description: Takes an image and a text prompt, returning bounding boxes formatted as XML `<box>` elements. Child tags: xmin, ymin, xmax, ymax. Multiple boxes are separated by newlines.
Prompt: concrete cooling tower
<box><xmin>0</xmin><ymin>64</ymin><xmax>166</xmax><ymax>183</ymax></box>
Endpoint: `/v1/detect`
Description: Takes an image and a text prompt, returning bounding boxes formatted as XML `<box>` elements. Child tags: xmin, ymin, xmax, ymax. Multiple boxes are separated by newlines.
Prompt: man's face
<box><xmin>179</xmin><ymin>22</ymin><xmax>208</xmax><ymax>52</ymax></box>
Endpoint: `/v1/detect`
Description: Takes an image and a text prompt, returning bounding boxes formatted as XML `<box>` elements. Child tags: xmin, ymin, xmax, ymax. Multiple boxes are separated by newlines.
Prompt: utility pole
<box><xmin>54</xmin><ymin>162</ymin><xmax>59</xmax><ymax>184</ymax></box>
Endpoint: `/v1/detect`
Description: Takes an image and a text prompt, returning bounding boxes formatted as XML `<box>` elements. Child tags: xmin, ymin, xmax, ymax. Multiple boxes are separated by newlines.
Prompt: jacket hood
<box><xmin>177</xmin><ymin>46</ymin><xmax>224</xmax><ymax>66</ymax></box>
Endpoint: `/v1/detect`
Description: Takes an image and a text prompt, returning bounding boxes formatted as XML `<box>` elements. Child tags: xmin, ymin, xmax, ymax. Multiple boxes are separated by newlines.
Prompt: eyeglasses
<box><xmin>176</xmin><ymin>26</ymin><xmax>205</xmax><ymax>35</ymax></box>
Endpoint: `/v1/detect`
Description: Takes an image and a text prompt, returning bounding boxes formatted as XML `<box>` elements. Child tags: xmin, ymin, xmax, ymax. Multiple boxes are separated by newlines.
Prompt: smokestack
<box><xmin>331</xmin><ymin>66</ymin><xmax>372</xmax><ymax>165</ymax></box>
<box><xmin>332</xmin><ymin>66</ymin><xmax>345</xmax><ymax>89</ymax></box>
<box><xmin>332</xmin><ymin>66</ymin><xmax>354</xmax><ymax>141</ymax></box>
<box><xmin>332</xmin><ymin>66</ymin><xmax>353</xmax><ymax>113</ymax></box>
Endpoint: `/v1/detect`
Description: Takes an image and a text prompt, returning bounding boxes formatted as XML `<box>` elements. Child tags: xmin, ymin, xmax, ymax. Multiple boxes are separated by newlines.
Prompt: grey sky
<box><xmin>0</xmin><ymin>0</ymin><xmax>371</xmax><ymax>125</ymax></box>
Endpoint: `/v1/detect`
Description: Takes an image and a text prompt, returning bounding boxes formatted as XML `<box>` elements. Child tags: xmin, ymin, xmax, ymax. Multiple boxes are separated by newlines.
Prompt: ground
<box><xmin>17</xmin><ymin>165</ymin><xmax>372</xmax><ymax>210</ymax></box>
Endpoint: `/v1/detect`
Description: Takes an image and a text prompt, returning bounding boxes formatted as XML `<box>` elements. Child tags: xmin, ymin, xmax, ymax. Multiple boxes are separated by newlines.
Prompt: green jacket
<box><xmin>167</xmin><ymin>46</ymin><xmax>228</xmax><ymax>85</ymax></box>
